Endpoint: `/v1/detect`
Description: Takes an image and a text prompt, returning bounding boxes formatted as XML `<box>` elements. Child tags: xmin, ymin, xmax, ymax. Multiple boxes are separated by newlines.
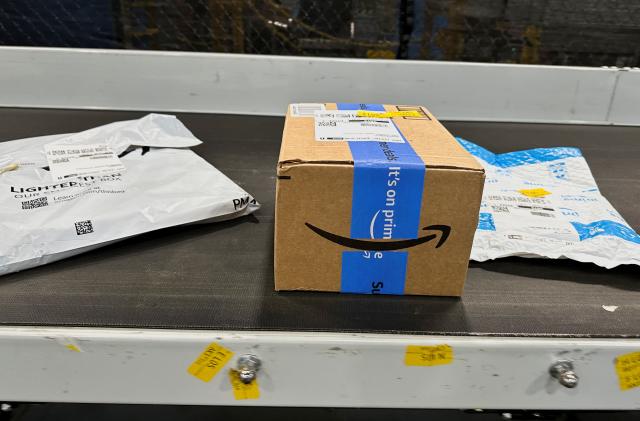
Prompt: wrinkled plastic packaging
<box><xmin>0</xmin><ymin>114</ymin><xmax>259</xmax><ymax>276</ymax></box>
<box><xmin>457</xmin><ymin>138</ymin><xmax>640</xmax><ymax>268</ymax></box>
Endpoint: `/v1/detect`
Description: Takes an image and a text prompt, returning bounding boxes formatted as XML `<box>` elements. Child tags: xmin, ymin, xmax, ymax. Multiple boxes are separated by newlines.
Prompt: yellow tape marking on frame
<box><xmin>187</xmin><ymin>342</ymin><xmax>234</xmax><ymax>382</ymax></box>
<box><xmin>615</xmin><ymin>351</ymin><xmax>640</xmax><ymax>391</ymax></box>
<box><xmin>405</xmin><ymin>345</ymin><xmax>454</xmax><ymax>366</ymax></box>
<box><xmin>228</xmin><ymin>370</ymin><xmax>260</xmax><ymax>400</ymax></box>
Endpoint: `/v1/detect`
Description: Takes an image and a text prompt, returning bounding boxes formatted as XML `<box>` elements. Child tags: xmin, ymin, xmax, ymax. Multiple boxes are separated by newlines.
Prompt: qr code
<box><xmin>21</xmin><ymin>197</ymin><xmax>48</xmax><ymax>210</ymax></box>
<box><xmin>75</xmin><ymin>220</ymin><xmax>94</xmax><ymax>235</ymax></box>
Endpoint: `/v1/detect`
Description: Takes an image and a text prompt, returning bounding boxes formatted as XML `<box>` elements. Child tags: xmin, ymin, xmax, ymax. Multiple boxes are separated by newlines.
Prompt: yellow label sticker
<box><xmin>187</xmin><ymin>342</ymin><xmax>234</xmax><ymax>382</ymax></box>
<box><xmin>56</xmin><ymin>337</ymin><xmax>83</xmax><ymax>352</ymax></box>
<box><xmin>228</xmin><ymin>370</ymin><xmax>260</xmax><ymax>400</ymax></box>
<box><xmin>404</xmin><ymin>345</ymin><xmax>454</xmax><ymax>366</ymax></box>
<box><xmin>518</xmin><ymin>188</ymin><xmax>551</xmax><ymax>198</ymax></box>
<box><xmin>615</xmin><ymin>351</ymin><xmax>640</xmax><ymax>391</ymax></box>
<box><xmin>356</xmin><ymin>110</ymin><xmax>423</xmax><ymax>118</ymax></box>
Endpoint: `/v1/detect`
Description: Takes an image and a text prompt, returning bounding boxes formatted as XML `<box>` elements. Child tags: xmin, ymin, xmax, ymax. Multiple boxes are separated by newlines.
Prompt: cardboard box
<box><xmin>275</xmin><ymin>103</ymin><xmax>484</xmax><ymax>296</ymax></box>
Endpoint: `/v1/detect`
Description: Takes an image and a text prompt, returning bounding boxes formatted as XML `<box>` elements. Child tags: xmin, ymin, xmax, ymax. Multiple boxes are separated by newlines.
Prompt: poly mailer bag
<box><xmin>0</xmin><ymin>114</ymin><xmax>259</xmax><ymax>276</ymax></box>
<box><xmin>457</xmin><ymin>138</ymin><xmax>640</xmax><ymax>269</ymax></box>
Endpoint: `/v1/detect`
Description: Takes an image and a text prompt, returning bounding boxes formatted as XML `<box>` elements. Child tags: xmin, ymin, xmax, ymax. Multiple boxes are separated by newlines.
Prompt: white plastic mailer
<box><xmin>0</xmin><ymin>114</ymin><xmax>259</xmax><ymax>276</ymax></box>
<box><xmin>458</xmin><ymin>138</ymin><xmax>640</xmax><ymax>269</ymax></box>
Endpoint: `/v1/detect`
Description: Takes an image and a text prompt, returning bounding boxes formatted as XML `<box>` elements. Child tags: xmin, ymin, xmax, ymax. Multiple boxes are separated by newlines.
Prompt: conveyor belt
<box><xmin>0</xmin><ymin>108</ymin><xmax>638</xmax><ymax>337</ymax></box>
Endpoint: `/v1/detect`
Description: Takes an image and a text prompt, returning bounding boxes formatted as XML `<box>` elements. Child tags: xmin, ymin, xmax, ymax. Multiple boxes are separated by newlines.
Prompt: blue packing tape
<box><xmin>338</xmin><ymin>103</ymin><xmax>425</xmax><ymax>295</ymax></box>
<box><xmin>456</xmin><ymin>137</ymin><xmax>582</xmax><ymax>168</ymax></box>
<box><xmin>571</xmin><ymin>220</ymin><xmax>640</xmax><ymax>245</ymax></box>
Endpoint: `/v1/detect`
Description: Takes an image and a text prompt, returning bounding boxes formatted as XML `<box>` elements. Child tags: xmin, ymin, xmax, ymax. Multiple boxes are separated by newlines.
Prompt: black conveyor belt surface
<box><xmin>1</xmin><ymin>108</ymin><xmax>639</xmax><ymax>337</ymax></box>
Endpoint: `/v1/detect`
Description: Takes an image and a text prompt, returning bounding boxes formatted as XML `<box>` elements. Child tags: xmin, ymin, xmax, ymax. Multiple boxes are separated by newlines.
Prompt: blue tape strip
<box><xmin>336</xmin><ymin>103</ymin><xmax>385</xmax><ymax>111</ymax></box>
<box><xmin>457</xmin><ymin>137</ymin><xmax>582</xmax><ymax>168</ymax></box>
<box><xmin>478</xmin><ymin>212</ymin><xmax>496</xmax><ymax>231</ymax></box>
<box><xmin>338</xmin><ymin>103</ymin><xmax>425</xmax><ymax>295</ymax></box>
<box><xmin>571</xmin><ymin>220</ymin><xmax>640</xmax><ymax>245</ymax></box>
<box><xmin>348</xmin><ymin>142</ymin><xmax>425</xmax><ymax>239</ymax></box>
<box><xmin>341</xmin><ymin>251</ymin><xmax>408</xmax><ymax>295</ymax></box>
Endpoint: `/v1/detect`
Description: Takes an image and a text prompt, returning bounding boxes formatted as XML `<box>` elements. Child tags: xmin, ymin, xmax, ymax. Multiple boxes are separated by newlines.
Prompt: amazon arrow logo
<box><xmin>305</xmin><ymin>223</ymin><xmax>451</xmax><ymax>251</ymax></box>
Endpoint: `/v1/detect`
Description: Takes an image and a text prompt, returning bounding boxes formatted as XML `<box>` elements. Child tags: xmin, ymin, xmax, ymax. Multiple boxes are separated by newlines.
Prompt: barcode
<box><xmin>291</xmin><ymin>103</ymin><xmax>325</xmax><ymax>116</ymax></box>
<box><xmin>487</xmin><ymin>195</ymin><xmax>531</xmax><ymax>203</ymax></box>
<box><xmin>21</xmin><ymin>197</ymin><xmax>49</xmax><ymax>210</ymax></box>
<box><xmin>360</xmin><ymin>121</ymin><xmax>389</xmax><ymax>126</ymax></box>
<box><xmin>75</xmin><ymin>220</ymin><xmax>94</xmax><ymax>235</ymax></box>
<box><xmin>531</xmin><ymin>211</ymin><xmax>554</xmax><ymax>218</ymax></box>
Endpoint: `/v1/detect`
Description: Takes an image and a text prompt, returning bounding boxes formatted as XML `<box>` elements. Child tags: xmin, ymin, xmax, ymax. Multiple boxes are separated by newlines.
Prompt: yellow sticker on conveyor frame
<box><xmin>356</xmin><ymin>110</ymin><xmax>423</xmax><ymax>118</ymax></box>
<box><xmin>56</xmin><ymin>337</ymin><xmax>83</xmax><ymax>353</ymax></box>
<box><xmin>228</xmin><ymin>370</ymin><xmax>260</xmax><ymax>400</ymax></box>
<box><xmin>404</xmin><ymin>345</ymin><xmax>454</xmax><ymax>366</ymax></box>
<box><xmin>518</xmin><ymin>188</ymin><xmax>551</xmax><ymax>198</ymax></box>
<box><xmin>614</xmin><ymin>351</ymin><xmax>640</xmax><ymax>391</ymax></box>
<box><xmin>187</xmin><ymin>342</ymin><xmax>234</xmax><ymax>382</ymax></box>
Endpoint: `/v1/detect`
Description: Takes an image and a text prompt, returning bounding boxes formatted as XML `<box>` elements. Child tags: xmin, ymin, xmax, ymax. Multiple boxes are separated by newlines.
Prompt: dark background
<box><xmin>1</xmin><ymin>0</ymin><xmax>639</xmax><ymax>66</ymax></box>
<box><xmin>5</xmin><ymin>404</ymin><xmax>640</xmax><ymax>421</ymax></box>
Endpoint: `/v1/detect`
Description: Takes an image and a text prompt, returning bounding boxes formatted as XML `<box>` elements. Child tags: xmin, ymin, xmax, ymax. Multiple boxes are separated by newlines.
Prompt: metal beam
<box><xmin>0</xmin><ymin>326</ymin><xmax>638</xmax><ymax>409</ymax></box>
<box><xmin>0</xmin><ymin>47</ymin><xmax>638</xmax><ymax>125</ymax></box>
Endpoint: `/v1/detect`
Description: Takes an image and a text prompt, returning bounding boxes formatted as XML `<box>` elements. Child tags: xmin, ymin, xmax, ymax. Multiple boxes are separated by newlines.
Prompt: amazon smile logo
<box><xmin>305</xmin><ymin>223</ymin><xmax>451</xmax><ymax>251</ymax></box>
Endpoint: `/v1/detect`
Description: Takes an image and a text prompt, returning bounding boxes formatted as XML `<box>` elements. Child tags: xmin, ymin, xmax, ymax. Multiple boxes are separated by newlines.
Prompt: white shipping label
<box><xmin>44</xmin><ymin>143</ymin><xmax>126</xmax><ymax>181</ymax></box>
<box><xmin>290</xmin><ymin>103</ymin><xmax>326</xmax><ymax>117</ymax></box>
<box><xmin>314</xmin><ymin>111</ymin><xmax>404</xmax><ymax>143</ymax></box>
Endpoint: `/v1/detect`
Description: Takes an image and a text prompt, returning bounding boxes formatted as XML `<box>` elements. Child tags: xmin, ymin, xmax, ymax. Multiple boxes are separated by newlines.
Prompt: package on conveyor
<box><xmin>458</xmin><ymin>138</ymin><xmax>640</xmax><ymax>268</ymax></box>
<box><xmin>0</xmin><ymin>114</ymin><xmax>259</xmax><ymax>276</ymax></box>
<box><xmin>275</xmin><ymin>103</ymin><xmax>485</xmax><ymax>296</ymax></box>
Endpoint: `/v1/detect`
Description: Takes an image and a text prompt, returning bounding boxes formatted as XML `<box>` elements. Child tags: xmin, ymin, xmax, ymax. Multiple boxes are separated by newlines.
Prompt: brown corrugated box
<box><xmin>275</xmin><ymin>103</ymin><xmax>484</xmax><ymax>296</ymax></box>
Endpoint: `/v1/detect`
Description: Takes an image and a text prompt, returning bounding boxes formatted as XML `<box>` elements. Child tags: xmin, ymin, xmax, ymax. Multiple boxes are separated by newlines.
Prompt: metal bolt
<box><xmin>236</xmin><ymin>354</ymin><xmax>261</xmax><ymax>384</ymax></box>
<box><xmin>549</xmin><ymin>360</ymin><xmax>579</xmax><ymax>388</ymax></box>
